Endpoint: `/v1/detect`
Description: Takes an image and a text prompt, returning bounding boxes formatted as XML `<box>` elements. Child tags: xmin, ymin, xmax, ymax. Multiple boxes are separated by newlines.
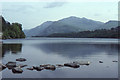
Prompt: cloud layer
<box><xmin>44</xmin><ymin>1</ymin><xmax>67</xmax><ymax>8</ymax></box>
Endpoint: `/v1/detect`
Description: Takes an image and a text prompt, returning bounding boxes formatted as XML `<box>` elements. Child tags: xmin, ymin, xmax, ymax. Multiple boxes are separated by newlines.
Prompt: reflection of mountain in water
<box><xmin>2</xmin><ymin>44</ymin><xmax>22</xmax><ymax>57</ymax></box>
<box><xmin>34</xmin><ymin>43</ymin><xmax>118</xmax><ymax>57</ymax></box>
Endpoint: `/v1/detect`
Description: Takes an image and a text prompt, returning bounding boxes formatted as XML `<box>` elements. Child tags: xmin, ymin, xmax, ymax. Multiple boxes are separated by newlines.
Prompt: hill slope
<box><xmin>24</xmin><ymin>21</ymin><xmax>53</xmax><ymax>36</ymax></box>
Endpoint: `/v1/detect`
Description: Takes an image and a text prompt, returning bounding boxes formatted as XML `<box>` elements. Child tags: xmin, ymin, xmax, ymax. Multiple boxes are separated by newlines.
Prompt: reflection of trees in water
<box><xmin>0</xmin><ymin>44</ymin><xmax>2</xmax><ymax>59</ymax></box>
<box><xmin>2</xmin><ymin>44</ymin><xmax>22</xmax><ymax>57</ymax></box>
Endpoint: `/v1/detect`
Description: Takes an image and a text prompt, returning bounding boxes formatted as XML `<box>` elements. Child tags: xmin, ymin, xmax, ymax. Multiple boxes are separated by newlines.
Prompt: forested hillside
<box><xmin>45</xmin><ymin>26</ymin><xmax>120</xmax><ymax>38</ymax></box>
<box><xmin>1</xmin><ymin>16</ymin><xmax>26</xmax><ymax>39</ymax></box>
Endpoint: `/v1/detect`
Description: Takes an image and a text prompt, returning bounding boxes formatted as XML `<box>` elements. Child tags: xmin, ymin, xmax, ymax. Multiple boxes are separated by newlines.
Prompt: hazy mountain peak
<box><xmin>44</xmin><ymin>21</ymin><xmax>53</xmax><ymax>23</ymax></box>
<box><xmin>68</xmin><ymin>16</ymin><xmax>87</xmax><ymax>19</ymax></box>
<box><xmin>99</xmin><ymin>20</ymin><xmax>118</xmax><ymax>29</ymax></box>
<box><xmin>60</xmin><ymin>16</ymin><xmax>103</xmax><ymax>24</ymax></box>
<box><xmin>107</xmin><ymin>20</ymin><xmax>118</xmax><ymax>23</ymax></box>
<box><xmin>104</xmin><ymin>20</ymin><xmax>118</xmax><ymax>25</ymax></box>
<box><xmin>59</xmin><ymin>16</ymin><xmax>87</xmax><ymax>21</ymax></box>
<box><xmin>81</xmin><ymin>17</ymin><xmax>88</xmax><ymax>19</ymax></box>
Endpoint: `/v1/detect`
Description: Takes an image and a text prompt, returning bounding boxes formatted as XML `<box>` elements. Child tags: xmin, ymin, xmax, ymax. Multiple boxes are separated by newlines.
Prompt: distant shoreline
<box><xmin>1</xmin><ymin>37</ymin><xmax>119</xmax><ymax>40</ymax></box>
<box><xmin>31</xmin><ymin>36</ymin><xmax>120</xmax><ymax>39</ymax></box>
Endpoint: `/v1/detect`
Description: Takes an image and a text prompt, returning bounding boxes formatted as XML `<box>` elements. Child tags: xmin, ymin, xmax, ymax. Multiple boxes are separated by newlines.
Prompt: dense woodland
<box><xmin>1</xmin><ymin>16</ymin><xmax>25</xmax><ymax>39</ymax></box>
<box><xmin>45</xmin><ymin>26</ymin><xmax>120</xmax><ymax>38</ymax></box>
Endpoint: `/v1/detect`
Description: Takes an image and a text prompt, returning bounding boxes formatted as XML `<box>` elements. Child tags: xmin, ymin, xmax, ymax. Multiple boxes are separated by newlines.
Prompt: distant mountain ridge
<box><xmin>99</xmin><ymin>20</ymin><xmax>118</xmax><ymax>29</ymax></box>
<box><xmin>24</xmin><ymin>16</ymin><xmax>118</xmax><ymax>37</ymax></box>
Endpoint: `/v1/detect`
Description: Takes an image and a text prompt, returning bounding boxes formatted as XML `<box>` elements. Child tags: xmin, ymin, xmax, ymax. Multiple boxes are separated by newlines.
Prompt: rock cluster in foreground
<box><xmin>0</xmin><ymin>58</ymin><xmax>118</xmax><ymax>74</ymax></box>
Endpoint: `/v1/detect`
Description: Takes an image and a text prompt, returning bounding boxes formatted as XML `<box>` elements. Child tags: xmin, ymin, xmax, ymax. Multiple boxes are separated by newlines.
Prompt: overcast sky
<box><xmin>0</xmin><ymin>0</ymin><xmax>119</xmax><ymax>29</ymax></box>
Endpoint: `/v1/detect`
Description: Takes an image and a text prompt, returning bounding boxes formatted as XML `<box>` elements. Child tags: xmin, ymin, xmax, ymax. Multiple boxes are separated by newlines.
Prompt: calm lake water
<box><xmin>1</xmin><ymin>38</ymin><xmax>119</xmax><ymax>78</ymax></box>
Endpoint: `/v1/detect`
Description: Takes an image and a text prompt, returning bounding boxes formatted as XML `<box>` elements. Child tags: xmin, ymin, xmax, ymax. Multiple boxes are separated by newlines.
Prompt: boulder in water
<box><xmin>33</xmin><ymin>66</ymin><xmax>44</xmax><ymax>71</ymax></box>
<box><xmin>6</xmin><ymin>62</ymin><xmax>16</xmax><ymax>69</ymax></box>
<box><xmin>12</xmin><ymin>67</ymin><xmax>23</xmax><ymax>73</ymax></box>
<box><xmin>64</xmin><ymin>63</ymin><xmax>80</xmax><ymax>68</ymax></box>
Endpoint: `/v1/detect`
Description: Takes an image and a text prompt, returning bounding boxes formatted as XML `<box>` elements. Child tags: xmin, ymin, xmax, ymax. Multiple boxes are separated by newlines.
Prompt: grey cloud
<box><xmin>44</xmin><ymin>1</ymin><xmax>67</xmax><ymax>8</ymax></box>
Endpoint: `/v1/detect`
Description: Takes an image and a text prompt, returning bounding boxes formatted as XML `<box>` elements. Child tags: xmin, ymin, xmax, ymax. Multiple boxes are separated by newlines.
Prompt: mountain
<box><xmin>58</xmin><ymin>16</ymin><xmax>104</xmax><ymax>30</ymax></box>
<box><xmin>24</xmin><ymin>16</ymin><xmax>104</xmax><ymax>36</ymax></box>
<box><xmin>98</xmin><ymin>20</ymin><xmax>118</xmax><ymax>29</ymax></box>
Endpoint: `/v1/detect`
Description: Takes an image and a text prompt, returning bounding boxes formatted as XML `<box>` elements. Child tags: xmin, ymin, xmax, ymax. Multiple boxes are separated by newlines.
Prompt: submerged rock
<box><xmin>6</xmin><ymin>62</ymin><xmax>16</xmax><ymax>69</ymax></box>
<box><xmin>12</xmin><ymin>67</ymin><xmax>23</xmax><ymax>73</ymax></box>
<box><xmin>0</xmin><ymin>63</ymin><xmax>6</xmax><ymax>71</ymax></box>
<box><xmin>112</xmin><ymin>60</ymin><xmax>118</xmax><ymax>62</ymax></box>
<box><xmin>17</xmin><ymin>64</ymin><xmax>27</xmax><ymax>68</ymax></box>
<box><xmin>73</xmin><ymin>61</ymin><xmax>90</xmax><ymax>65</ymax></box>
<box><xmin>40</xmin><ymin>64</ymin><xmax>51</xmax><ymax>67</ymax></box>
<box><xmin>16</xmin><ymin>58</ymin><xmax>26</xmax><ymax>62</ymax></box>
<box><xmin>40</xmin><ymin>64</ymin><xmax>56</xmax><ymax>71</ymax></box>
<box><xmin>64</xmin><ymin>63</ymin><xmax>80</xmax><ymax>68</ymax></box>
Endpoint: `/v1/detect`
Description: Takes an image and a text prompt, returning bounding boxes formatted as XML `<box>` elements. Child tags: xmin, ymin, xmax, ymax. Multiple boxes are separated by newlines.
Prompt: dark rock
<box><xmin>6</xmin><ymin>62</ymin><xmax>16</xmax><ymax>69</ymax></box>
<box><xmin>99</xmin><ymin>61</ymin><xmax>103</xmax><ymax>63</ymax></box>
<box><xmin>16</xmin><ymin>58</ymin><xmax>26</xmax><ymax>62</ymax></box>
<box><xmin>64</xmin><ymin>63</ymin><xmax>80</xmax><ymax>68</ymax></box>
<box><xmin>0</xmin><ymin>63</ymin><xmax>6</xmax><ymax>71</ymax></box>
<box><xmin>12</xmin><ymin>67</ymin><xmax>23</xmax><ymax>73</ymax></box>
<box><xmin>17</xmin><ymin>64</ymin><xmax>27</xmax><ymax>68</ymax></box>
<box><xmin>27</xmin><ymin>67</ymin><xmax>34</xmax><ymax>70</ymax></box>
<box><xmin>33</xmin><ymin>66</ymin><xmax>44</xmax><ymax>71</ymax></box>
<box><xmin>33</xmin><ymin>66</ymin><xmax>38</xmax><ymax>69</ymax></box>
<box><xmin>113</xmin><ymin>61</ymin><xmax>118</xmax><ymax>62</ymax></box>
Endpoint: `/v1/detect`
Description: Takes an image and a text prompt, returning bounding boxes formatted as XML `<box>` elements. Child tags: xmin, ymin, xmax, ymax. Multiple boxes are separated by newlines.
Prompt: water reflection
<box><xmin>2</xmin><ymin>43</ymin><xmax>119</xmax><ymax>58</ymax></box>
<box><xmin>34</xmin><ymin>43</ymin><xmax>118</xmax><ymax>58</ymax></box>
<box><xmin>2</xmin><ymin>44</ymin><xmax>22</xmax><ymax>57</ymax></box>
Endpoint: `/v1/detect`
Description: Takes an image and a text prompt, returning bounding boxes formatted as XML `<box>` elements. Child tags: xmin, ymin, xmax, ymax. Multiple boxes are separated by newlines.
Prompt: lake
<box><xmin>1</xmin><ymin>38</ymin><xmax>119</xmax><ymax>78</ymax></box>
